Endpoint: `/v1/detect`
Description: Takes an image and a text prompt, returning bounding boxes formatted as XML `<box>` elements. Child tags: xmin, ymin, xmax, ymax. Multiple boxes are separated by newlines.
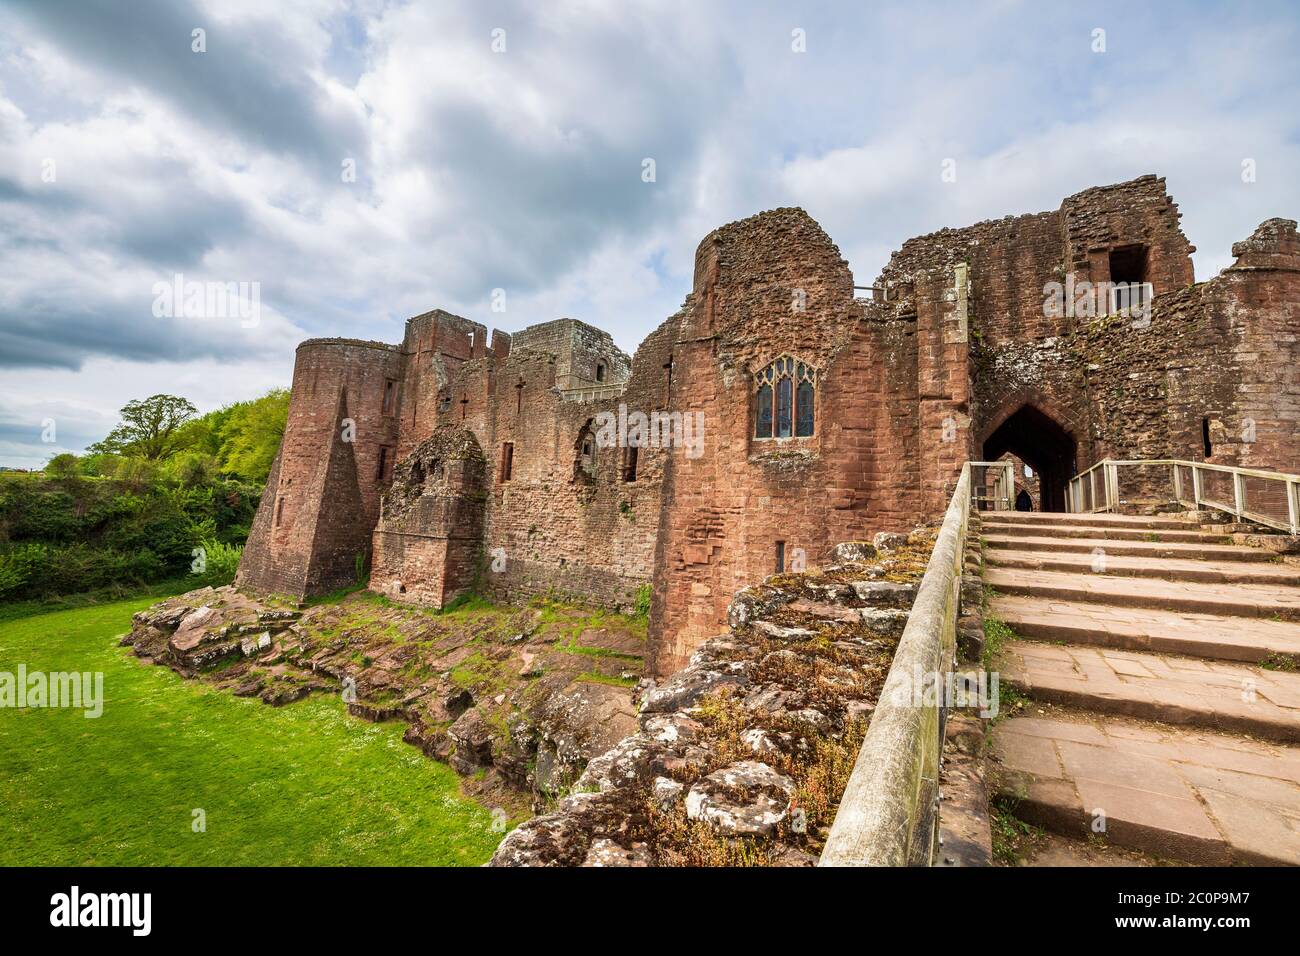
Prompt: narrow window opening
<box><xmin>795</xmin><ymin>378</ymin><xmax>814</xmax><ymax>437</ymax></box>
<box><xmin>275</xmin><ymin>497</ymin><xmax>285</xmax><ymax>527</ymax></box>
<box><xmin>776</xmin><ymin>376</ymin><xmax>793</xmax><ymax>437</ymax></box>
<box><xmin>1202</xmin><ymin>417</ymin><xmax>1213</xmax><ymax>458</ymax></box>
<box><xmin>755</xmin><ymin>383</ymin><xmax>773</xmax><ymax>438</ymax></box>
<box><xmin>595</xmin><ymin>362</ymin><xmax>606</xmax><ymax>383</ymax></box>
<box><xmin>621</xmin><ymin>445</ymin><xmax>638</xmax><ymax>482</ymax></box>
<box><xmin>382</xmin><ymin>378</ymin><xmax>397</xmax><ymax>415</ymax></box>
<box><xmin>775</xmin><ymin>540</ymin><xmax>786</xmax><ymax>574</ymax></box>
<box><xmin>574</xmin><ymin>422</ymin><xmax>597</xmax><ymax>483</ymax></box>
<box><xmin>500</xmin><ymin>442</ymin><xmax>514</xmax><ymax>482</ymax></box>
<box><xmin>377</xmin><ymin>446</ymin><xmax>393</xmax><ymax>481</ymax></box>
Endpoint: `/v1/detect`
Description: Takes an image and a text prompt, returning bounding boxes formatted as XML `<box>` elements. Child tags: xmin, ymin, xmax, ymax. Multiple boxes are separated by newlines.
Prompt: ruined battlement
<box><xmin>238</xmin><ymin>174</ymin><xmax>1300</xmax><ymax>677</ymax></box>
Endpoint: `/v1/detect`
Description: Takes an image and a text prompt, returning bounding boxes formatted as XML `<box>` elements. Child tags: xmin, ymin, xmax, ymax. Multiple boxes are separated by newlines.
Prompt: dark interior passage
<box><xmin>983</xmin><ymin>405</ymin><xmax>1078</xmax><ymax>512</ymax></box>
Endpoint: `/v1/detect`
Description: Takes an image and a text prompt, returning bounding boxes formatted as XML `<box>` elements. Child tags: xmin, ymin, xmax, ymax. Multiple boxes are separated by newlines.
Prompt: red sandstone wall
<box><xmin>649</xmin><ymin>208</ymin><xmax>881</xmax><ymax>674</ymax></box>
<box><xmin>238</xmin><ymin>338</ymin><xmax>402</xmax><ymax>598</ymax></box>
<box><xmin>370</xmin><ymin>429</ymin><xmax>488</xmax><ymax>607</ymax></box>
<box><xmin>240</xmin><ymin>177</ymin><xmax>1297</xmax><ymax>685</ymax></box>
<box><xmin>476</xmin><ymin>317</ymin><xmax>675</xmax><ymax>610</ymax></box>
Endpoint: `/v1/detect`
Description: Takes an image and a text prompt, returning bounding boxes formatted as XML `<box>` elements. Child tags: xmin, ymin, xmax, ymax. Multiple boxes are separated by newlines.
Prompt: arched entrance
<box><xmin>982</xmin><ymin>405</ymin><xmax>1077</xmax><ymax>512</ymax></box>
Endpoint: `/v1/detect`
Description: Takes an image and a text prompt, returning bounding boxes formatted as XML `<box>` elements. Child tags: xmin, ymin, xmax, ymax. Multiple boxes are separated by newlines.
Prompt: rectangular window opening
<box><xmin>382</xmin><ymin>378</ymin><xmax>397</xmax><ymax>415</ymax></box>
<box><xmin>621</xmin><ymin>445</ymin><xmax>638</xmax><ymax>482</ymax></box>
<box><xmin>500</xmin><ymin>442</ymin><xmax>514</xmax><ymax>482</ymax></box>
<box><xmin>775</xmin><ymin>540</ymin><xmax>786</xmax><ymax>574</ymax></box>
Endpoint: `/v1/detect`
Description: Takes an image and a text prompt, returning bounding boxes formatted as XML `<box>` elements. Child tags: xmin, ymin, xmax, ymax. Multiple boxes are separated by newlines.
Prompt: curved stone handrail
<box><xmin>819</xmin><ymin>464</ymin><xmax>972</xmax><ymax>866</ymax></box>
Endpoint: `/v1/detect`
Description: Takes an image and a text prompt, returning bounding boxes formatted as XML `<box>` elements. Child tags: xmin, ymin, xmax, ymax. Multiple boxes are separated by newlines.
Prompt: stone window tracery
<box><xmin>754</xmin><ymin>356</ymin><xmax>816</xmax><ymax>439</ymax></box>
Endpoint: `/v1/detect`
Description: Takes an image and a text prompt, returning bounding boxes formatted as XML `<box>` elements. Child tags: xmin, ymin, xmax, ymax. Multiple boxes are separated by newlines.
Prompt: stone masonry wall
<box><xmin>491</xmin><ymin>530</ymin><xmax>946</xmax><ymax>867</ymax></box>
<box><xmin>238</xmin><ymin>176</ymin><xmax>1299</xmax><ymax>689</ymax></box>
<box><xmin>370</xmin><ymin>426</ymin><xmax>487</xmax><ymax>607</ymax></box>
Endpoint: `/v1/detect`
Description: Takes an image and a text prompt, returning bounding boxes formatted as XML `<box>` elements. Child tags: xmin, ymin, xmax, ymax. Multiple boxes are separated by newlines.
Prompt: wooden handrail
<box><xmin>1067</xmin><ymin>458</ymin><xmax>1300</xmax><ymax>534</ymax></box>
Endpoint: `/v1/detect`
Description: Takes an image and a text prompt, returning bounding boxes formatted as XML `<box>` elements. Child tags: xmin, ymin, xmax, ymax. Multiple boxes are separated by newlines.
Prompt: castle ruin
<box><xmin>236</xmin><ymin>174</ymin><xmax>1300</xmax><ymax>677</ymax></box>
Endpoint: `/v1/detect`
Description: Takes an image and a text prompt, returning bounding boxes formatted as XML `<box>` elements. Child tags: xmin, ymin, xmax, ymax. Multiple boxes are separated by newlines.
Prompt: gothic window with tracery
<box><xmin>754</xmin><ymin>356</ymin><xmax>816</xmax><ymax>439</ymax></box>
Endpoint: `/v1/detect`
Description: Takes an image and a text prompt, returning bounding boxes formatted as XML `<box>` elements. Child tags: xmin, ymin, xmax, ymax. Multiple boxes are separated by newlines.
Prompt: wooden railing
<box><xmin>1067</xmin><ymin>458</ymin><xmax>1300</xmax><ymax>534</ymax></box>
<box><xmin>968</xmin><ymin>459</ymin><xmax>1016</xmax><ymax>512</ymax></box>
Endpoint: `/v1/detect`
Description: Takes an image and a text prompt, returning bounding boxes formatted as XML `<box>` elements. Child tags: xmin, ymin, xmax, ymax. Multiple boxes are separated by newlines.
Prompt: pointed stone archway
<box><xmin>982</xmin><ymin>405</ymin><xmax>1078</xmax><ymax>512</ymax></box>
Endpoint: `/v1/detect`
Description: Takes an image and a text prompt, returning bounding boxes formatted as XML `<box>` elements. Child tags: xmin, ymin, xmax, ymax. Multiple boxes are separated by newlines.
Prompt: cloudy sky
<box><xmin>1</xmin><ymin>0</ymin><xmax>1297</xmax><ymax>468</ymax></box>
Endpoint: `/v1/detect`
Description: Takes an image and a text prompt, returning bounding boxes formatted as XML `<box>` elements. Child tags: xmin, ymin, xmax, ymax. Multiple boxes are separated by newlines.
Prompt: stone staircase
<box><xmin>982</xmin><ymin>510</ymin><xmax>1300</xmax><ymax>866</ymax></box>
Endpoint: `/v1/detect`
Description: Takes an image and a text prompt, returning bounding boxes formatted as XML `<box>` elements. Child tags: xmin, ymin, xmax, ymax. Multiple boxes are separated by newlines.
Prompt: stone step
<box><xmin>983</xmin><ymin>532</ymin><xmax>1272</xmax><ymax>563</ymax></box>
<box><xmin>979</xmin><ymin>522</ymin><xmax>1229</xmax><ymax>544</ymax></box>
<box><xmin>984</xmin><ymin>567</ymin><xmax>1300</xmax><ymax>621</ymax></box>
<box><xmin>988</xmin><ymin>594</ymin><xmax>1300</xmax><ymax>663</ymax></box>
<box><xmin>982</xmin><ymin>511</ymin><xmax>1202</xmax><ymax>530</ymax></box>
<box><xmin>992</xmin><ymin>713</ymin><xmax>1300</xmax><ymax>865</ymax></box>
<box><xmin>985</xmin><ymin>549</ymin><xmax>1300</xmax><ymax>586</ymax></box>
<box><xmin>994</xmin><ymin>639</ymin><xmax>1300</xmax><ymax>743</ymax></box>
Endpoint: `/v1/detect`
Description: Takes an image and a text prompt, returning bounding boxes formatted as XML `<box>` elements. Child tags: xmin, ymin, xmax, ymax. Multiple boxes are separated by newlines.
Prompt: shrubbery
<box><xmin>0</xmin><ymin>389</ymin><xmax>284</xmax><ymax>604</ymax></box>
<box><xmin>0</xmin><ymin>471</ymin><xmax>259</xmax><ymax>601</ymax></box>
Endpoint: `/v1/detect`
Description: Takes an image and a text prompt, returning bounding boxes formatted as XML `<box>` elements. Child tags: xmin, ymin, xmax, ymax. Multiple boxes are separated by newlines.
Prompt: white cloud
<box><xmin>0</xmin><ymin>0</ymin><xmax>1297</xmax><ymax>465</ymax></box>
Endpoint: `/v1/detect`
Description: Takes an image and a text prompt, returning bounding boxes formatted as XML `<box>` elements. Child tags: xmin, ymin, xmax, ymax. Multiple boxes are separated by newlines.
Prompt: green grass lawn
<box><xmin>0</xmin><ymin>597</ymin><xmax>506</xmax><ymax>865</ymax></box>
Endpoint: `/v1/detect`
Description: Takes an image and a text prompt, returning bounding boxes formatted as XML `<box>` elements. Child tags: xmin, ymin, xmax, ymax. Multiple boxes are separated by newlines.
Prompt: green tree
<box><xmin>217</xmin><ymin>388</ymin><xmax>289</xmax><ymax>483</ymax></box>
<box><xmin>44</xmin><ymin>453</ymin><xmax>80</xmax><ymax>478</ymax></box>
<box><xmin>90</xmin><ymin>395</ymin><xmax>199</xmax><ymax>461</ymax></box>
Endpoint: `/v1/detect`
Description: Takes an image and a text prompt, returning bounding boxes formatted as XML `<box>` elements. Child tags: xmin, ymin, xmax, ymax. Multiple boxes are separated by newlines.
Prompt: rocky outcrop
<box><xmin>123</xmin><ymin>586</ymin><xmax>646</xmax><ymax>810</ymax></box>
<box><xmin>491</xmin><ymin>528</ymin><xmax>940</xmax><ymax>866</ymax></box>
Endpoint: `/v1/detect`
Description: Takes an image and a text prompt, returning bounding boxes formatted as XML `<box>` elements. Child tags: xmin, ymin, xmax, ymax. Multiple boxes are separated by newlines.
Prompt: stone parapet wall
<box><xmin>820</xmin><ymin>465</ymin><xmax>975</xmax><ymax>866</ymax></box>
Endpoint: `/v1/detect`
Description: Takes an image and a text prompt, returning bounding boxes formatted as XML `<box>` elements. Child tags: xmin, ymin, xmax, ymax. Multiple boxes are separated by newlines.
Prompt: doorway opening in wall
<box><xmin>1015</xmin><ymin>489</ymin><xmax>1033</xmax><ymax>511</ymax></box>
<box><xmin>982</xmin><ymin>404</ymin><xmax>1077</xmax><ymax>512</ymax></box>
<box><xmin>1109</xmin><ymin>244</ymin><xmax>1148</xmax><ymax>286</ymax></box>
<box><xmin>1107</xmin><ymin>244</ymin><xmax>1150</xmax><ymax>314</ymax></box>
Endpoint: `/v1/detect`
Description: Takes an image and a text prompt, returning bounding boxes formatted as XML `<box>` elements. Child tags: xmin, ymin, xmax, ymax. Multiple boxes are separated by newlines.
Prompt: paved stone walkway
<box><xmin>991</xmin><ymin>594</ymin><xmax>1300</xmax><ymax>662</ymax></box>
<box><xmin>985</xmin><ymin>566</ymin><xmax>1300</xmax><ymax>619</ymax></box>
<box><xmin>983</xmin><ymin>510</ymin><xmax>1300</xmax><ymax>866</ymax></box>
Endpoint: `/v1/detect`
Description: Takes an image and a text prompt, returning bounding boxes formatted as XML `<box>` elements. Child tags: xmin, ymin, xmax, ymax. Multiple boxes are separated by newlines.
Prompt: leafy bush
<box><xmin>0</xmin><ymin>471</ymin><xmax>259</xmax><ymax>602</ymax></box>
<box><xmin>633</xmin><ymin>583</ymin><xmax>652</xmax><ymax>619</ymax></box>
<box><xmin>192</xmin><ymin>538</ymin><xmax>243</xmax><ymax>586</ymax></box>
